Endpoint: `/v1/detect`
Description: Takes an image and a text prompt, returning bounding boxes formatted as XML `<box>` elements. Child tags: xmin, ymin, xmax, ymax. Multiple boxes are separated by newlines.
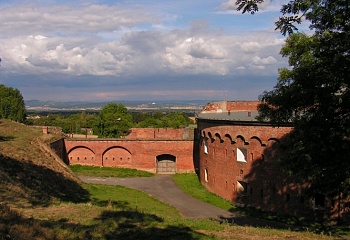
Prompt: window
<box><xmin>204</xmin><ymin>169</ymin><xmax>208</xmax><ymax>182</ymax></box>
<box><xmin>204</xmin><ymin>139</ymin><xmax>209</xmax><ymax>154</ymax></box>
<box><xmin>237</xmin><ymin>147</ymin><xmax>247</xmax><ymax>162</ymax></box>
<box><xmin>314</xmin><ymin>193</ymin><xmax>325</xmax><ymax>208</ymax></box>
<box><xmin>237</xmin><ymin>181</ymin><xmax>247</xmax><ymax>194</ymax></box>
<box><xmin>286</xmin><ymin>194</ymin><xmax>290</xmax><ymax>202</ymax></box>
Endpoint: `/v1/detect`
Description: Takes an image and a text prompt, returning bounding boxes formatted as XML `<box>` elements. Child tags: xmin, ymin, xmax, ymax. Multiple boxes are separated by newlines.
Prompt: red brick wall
<box><xmin>201</xmin><ymin>101</ymin><xmax>260</xmax><ymax>113</ymax></box>
<box><xmin>124</xmin><ymin>128</ymin><xmax>188</xmax><ymax>140</ymax></box>
<box><xmin>196</xmin><ymin>118</ymin><xmax>344</xmax><ymax>220</ymax></box>
<box><xmin>64</xmin><ymin>139</ymin><xmax>195</xmax><ymax>173</ymax></box>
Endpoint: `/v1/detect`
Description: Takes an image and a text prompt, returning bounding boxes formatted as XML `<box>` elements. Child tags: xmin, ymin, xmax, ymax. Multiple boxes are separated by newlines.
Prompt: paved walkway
<box><xmin>79</xmin><ymin>175</ymin><xmax>291</xmax><ymax>229</ymax></box>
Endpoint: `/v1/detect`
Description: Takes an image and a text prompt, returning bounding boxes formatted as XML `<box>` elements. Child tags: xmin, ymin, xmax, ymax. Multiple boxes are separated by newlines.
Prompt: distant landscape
<box><xmin>25</xmin><ymin>99</ymin><xmax>211</xmax><ymax>114</ymax></box>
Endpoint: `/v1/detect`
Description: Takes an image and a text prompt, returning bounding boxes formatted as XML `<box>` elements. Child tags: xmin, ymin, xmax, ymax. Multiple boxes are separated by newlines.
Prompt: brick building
<box><xmin>196</xmin><ymin>100</ymin><xmax>346</xmax><ymax>222</ymax></box>
<box><xmin>53</xmin><ymin>127</ymin><xmax>197</xmax><ymax>174</ymax></box>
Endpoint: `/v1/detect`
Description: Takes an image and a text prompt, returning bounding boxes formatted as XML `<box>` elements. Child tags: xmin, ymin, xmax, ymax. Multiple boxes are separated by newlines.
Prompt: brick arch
<box><xmin>102</xmin><ymin>146</ymin><xmax>132</xmax><ymax>167</ymax></box>
<box><xmin>249</xmin><ymin>136</ymin><xmax>263</xmax><ymax>146</ymax></box>
<box><xmin>214</xmin><ymin>133</ymin><xmax>224</xmax><ymax>143</ymax></box>
<box><xmin>267</xmin><ymin>138</ymin><xmax>280</xmax><ymax>143</ymax></box>
<box><xmin>224</xmin><ymin>133</ymin><xmax>234</xmax><ymax>144</ymax></box>
<box><xmin>249</xmin><ymin>137</ymin><xmax>265</xmax><ymax>162</ymax></box>
<box><xmin>207</xmin><ymin>132</ymin><xmax>214</xmax><ymax>142</ymax></box>
<box><xmin>236</xmin><ymin>135</ymin><xmax>247</xmax><ymax>145</ymax></box>
<box><xmin>68</xmin><ymin>146</ymin><xmax>95</xmax><ymax>166</ymax></box>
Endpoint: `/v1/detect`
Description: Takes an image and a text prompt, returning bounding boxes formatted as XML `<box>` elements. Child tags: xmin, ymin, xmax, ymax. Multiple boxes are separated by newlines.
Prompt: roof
<box><xmin>196</xmin><ymin>110</ymin><xmax>259</xmax><ymax>122</ymax></box>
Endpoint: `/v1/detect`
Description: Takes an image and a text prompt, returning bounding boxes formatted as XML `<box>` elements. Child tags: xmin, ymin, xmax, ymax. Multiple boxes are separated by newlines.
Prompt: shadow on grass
<box><xmin>0</xmin><ymin>135</ymin><xmax>15</xmax><ymax>142</ymax></box>
<box><xmin>223</xmin><ymin>206</ymin><xmax>350</xmax><ymax>236</ymax></box>
<box><xmin>0</xmin><ymin>204</ymin><xmax>207</xmax><ymax>240</ymax></box>
<box><xmin>0</xmin><ymin>154</ymin><xmax>90</xmax><ymax>206</ymax></box>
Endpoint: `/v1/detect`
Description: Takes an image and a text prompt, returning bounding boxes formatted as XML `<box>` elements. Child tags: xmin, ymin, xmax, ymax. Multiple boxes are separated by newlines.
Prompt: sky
<box><xmin>0</xmin><ymin>0</ymin><xmax>301</xmax><ymax>102</ymax></box>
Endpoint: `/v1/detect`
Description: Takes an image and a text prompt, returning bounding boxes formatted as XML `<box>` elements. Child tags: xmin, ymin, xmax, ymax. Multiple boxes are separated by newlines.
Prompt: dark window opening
<box><xmin>315</xmin><ymin>193</ymin><xmax>326</xmax><ymax>208</ymax></box>
<box><xmin>286</xmin><ymin>194</ymin><xmax>290</xmax><ymax>202</ymax></box>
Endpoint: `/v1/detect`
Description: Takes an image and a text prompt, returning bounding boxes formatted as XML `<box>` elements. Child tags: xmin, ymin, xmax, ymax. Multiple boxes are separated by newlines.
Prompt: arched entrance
<box><xmin>156</xmin><ymin>154</ymin><xmax>176</xmax><ymax>174</ymax></box>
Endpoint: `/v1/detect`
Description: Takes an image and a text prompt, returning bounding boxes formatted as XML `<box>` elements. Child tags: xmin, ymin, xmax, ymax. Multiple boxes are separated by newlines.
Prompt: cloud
<box><xmin>0</xmin><ymin>3</ymin><xmax>159</xmax><ymax>37</ymax></box>
<box><xmin>0</xmin><ymin>1</ymin><xmax>288</xmax><ymax>101</ymax></box>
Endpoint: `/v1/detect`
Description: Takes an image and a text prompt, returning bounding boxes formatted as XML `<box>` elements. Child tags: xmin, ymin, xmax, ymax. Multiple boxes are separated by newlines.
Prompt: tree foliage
<box><xmin>95</xmin><ymin>103</ymin><xmax>133</xmax><ymax>138</ymax></box>
<box><xmin>237</xmin><ymin>0</ymin><xmax>350</xmax><ymax>196</ymax></box>
<box><xmin>0</xmin><ymin>84</ymin><xmax>26</xmax><ymax>123</ymax></box>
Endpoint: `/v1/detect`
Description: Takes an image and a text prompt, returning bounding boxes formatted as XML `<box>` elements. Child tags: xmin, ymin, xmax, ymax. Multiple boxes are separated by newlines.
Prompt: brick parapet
<box><xmin>201</xmin><ymin>101</ymin><xmax>260</xmax><ymax>113</ymax></box>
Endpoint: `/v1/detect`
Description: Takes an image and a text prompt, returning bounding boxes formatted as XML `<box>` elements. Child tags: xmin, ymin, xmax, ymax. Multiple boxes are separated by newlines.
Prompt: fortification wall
<box><xmin>196</xmin><ymin>118</ymin><xmax>340</xmax><ymax>220</ymax></box>
<box><xmin>124</xmin><ymin>127</ymin><xmax>194</xmax><ymax>140</ymax></box>
<box><xmin>201</xmin><ymin>101</ymin><xmax>260</xmax><ymax>113</ymax></box>
<box><xmin>64</xmin><ymin>138</ymin><xmax>195</xmax><ymax>174</ymax></box>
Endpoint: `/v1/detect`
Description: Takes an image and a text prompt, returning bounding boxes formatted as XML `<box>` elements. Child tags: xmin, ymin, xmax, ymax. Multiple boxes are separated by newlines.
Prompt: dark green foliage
<box><xmin>240</xmin><ymin>0</ymin><xmax>350</xmax><ymax>197</ymax></box>
<box><xmin>96</xmin><ymin>103</ymin><xmax>133</xmax><ymax>138</ymax></box>
<box><xmin>135</xmin><ymin>112</ymin><xmax>193</xmax><ymax>128</ymax></box>
<box><xmin>0</xmin><ymin>84</ymin><xmax>26</xmax><ymax>122</ymax></box>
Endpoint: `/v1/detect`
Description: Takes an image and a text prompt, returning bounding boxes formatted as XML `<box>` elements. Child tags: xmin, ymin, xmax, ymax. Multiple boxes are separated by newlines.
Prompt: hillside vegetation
<box><xmin>0</xmin><ymin>120</ymin><xmax>88</xmax><ymax>208</ymax></box>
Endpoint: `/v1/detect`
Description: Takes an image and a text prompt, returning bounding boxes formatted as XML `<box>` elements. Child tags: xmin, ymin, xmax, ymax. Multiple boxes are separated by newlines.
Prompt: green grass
<box><xmin>12</xmin><ymin>184</ymin><xmax>333</xmax><ymax>240</ymax></box>
<box><xmin>69</xmin><ymin>165</ymin><xmax>155</xmax><ymax>178</ymax></box>
<box><xmin>172</xmin><ymin>173</ymin><xmax>233</xmax><ymax>211</ymax></box>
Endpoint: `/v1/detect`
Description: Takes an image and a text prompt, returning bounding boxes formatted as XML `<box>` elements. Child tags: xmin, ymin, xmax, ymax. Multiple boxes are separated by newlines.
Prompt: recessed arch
<box><xmin>214</xmin><ymin>133</ymin><xmax>224</xmax><ymax>143</ymax></box>
<box><xmin>103</xmin><ymin>146</ymin><xmax>132</xmax><ymax>167</ymax></box>
<box><xmin>68</xmin><ymin>146</ymin><xmax>95</xmax><ymax>166</ymax></box>
<box><xmin>208</xmin><ymin>132</ymin><xmax>214</xmax><ymax>142</ymax></box>
<box><xmin>224</xmin><ymin>133</ymin><xmax>235</xmax><ymax>144</ymax></box>
<box><xmin>267</xmin><ymin>138</ymin><xmax>280</xmax><ymax>143</ymax></box>
<box><xmin>250</xmin><ymin>136</ymin><xmax>263</xmax><ymax>146</ymax></box>
<box><xmin>103</xmin><ymin>146</ymin><xmax>132</xmax><ymax>156</ymax></box>
<box><xmin>68</xmin><ymin>146</ymin><xmax>95</xmax><ymax>155</ymax></box>
<box><xmin>236</xmin><ymin>135</ymin><xmax>248</xmax><ymax>145</ymax></box>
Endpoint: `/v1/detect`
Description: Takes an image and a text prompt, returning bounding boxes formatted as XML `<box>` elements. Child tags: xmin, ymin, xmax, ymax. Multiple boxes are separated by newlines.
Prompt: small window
<box><xmin>204</xmin><ymin>169</ymin><xmax>208</xmax><ymax>182</ymax></box>
<box><xmin>237</xmin><ymin>181</ymin><xmax>247</xmax><ymax>194</ymax></box>
<box><xmin>204</xmin><ymin>139</ymin><xmax>209</xmax><ymax>154</ymax></box>
<box><xmin>237</xmin><ymin>147</ymin><xmax>247</xmax><ymax>162</ymax></box>
<box><xmin>314</xmin><ymin>193</ymin><xmax>325</xmax><ymax>208</ymax></box>
<box><xmin>286</xmin><ymin>194</ymin><xmax>290</xmax><ymax>202</ymax></box>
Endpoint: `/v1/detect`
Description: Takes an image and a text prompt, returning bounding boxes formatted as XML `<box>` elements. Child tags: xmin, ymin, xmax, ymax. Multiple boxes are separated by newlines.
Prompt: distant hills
<box><xmin>25</xmin><ymin>99</ymin><xmax>211</xmax><ymax>112</ymax></box>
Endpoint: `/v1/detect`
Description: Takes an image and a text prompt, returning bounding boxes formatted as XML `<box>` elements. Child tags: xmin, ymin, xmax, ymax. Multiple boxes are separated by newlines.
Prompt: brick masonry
<box><xmin>63</xmin><ymin>128</ymin><xmax>197</xmax><ymax>174</ymax></box>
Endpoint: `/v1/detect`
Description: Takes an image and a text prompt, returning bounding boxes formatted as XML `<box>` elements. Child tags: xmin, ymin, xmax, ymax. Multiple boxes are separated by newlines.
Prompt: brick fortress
<box><xmin>50</xmin><ymin>100</ymin><xmax>348</xmax><ymax>222</ymax></box>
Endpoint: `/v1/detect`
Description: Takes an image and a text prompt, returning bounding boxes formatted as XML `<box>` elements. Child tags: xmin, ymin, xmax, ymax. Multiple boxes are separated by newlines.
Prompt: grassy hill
<box><xmin>0</xmin><ymin>120</ymin><xmax>88</xmax><ymax>208</ymax></box>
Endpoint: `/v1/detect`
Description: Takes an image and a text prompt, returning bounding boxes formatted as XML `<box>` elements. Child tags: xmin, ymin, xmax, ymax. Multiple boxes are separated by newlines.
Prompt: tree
<box><xmin>237</xmin><ymin>1</ymin><xmax>350</xmax><ymax>198</ymax></box>
<box><xmin>96</xmin><ymin>103</ymin><xmax>132</xmax><ymax>138</ymax></box>
<box><xmin>0</xmin><ymin>84</ymin><xmax>26</xmax><ymax>123</ymax></box>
